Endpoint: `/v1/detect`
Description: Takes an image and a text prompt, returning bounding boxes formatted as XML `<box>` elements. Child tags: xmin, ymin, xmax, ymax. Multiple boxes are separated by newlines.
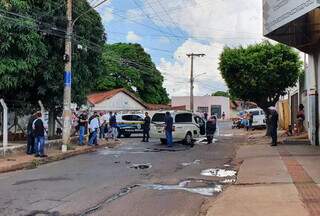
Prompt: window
<box><xmin>122</xmin><ymin>115</ymin><xmax>132</xmax><ymax>121</ymax></box>
<box><xmin>197</xmin><ymin>107</ymin><xmax>209</xmax><ymax>113</ymax></box>
<box><xmin>131</xmin><ymin>115</ymin><xmax>143</xmax><ymax>121</ymax></box>
<box><xmin>175</xmin><ymin>113</ymin><xmax>192</xmax><ymax>123</ymax></box>
<box><xmin>152</xmin><ymin>113</ymin><xmax>166</xmax><ymax>122</ymax></box>
<box><xmin>251</xmin><ymin>111</ymin><xmax>260</xmax><ymax>116</ymax></box>
<box><xmin>194</xmin><ymin>116</ymin><xmax>205</xmax><ymax>126</ymax></box>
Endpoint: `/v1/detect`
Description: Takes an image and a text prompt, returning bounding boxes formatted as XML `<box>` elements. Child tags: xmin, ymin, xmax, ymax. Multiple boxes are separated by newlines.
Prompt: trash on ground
<box><xmin>181</xmin><ymin>160</ymin><xmax>201</xmax><ymax>166</ymax></box>
<box><xmin>129</xmin><ymin>163</ymin><xmax>152</xmax><ymax>170</ymax></box>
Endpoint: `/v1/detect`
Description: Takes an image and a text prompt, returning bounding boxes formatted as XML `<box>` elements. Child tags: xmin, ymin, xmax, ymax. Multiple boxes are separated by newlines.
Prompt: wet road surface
<box><xmin>0</xmin><ymin>122</ymin><xmax>242</xmax><ymax>216</ymax></box>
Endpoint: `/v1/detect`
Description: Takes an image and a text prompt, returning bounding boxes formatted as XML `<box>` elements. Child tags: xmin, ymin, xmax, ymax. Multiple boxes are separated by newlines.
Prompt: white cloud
<box><xmin>141</xmin><ymin>0</ymin><xmax>264</xmax><ymax>96</ymax></box>
<box><xmin>158</xmin><ymin>39</ymin><xmax>227</xmax><ymax>96</ymax></box>
<box><xmin>126</xmin><ymin>31</ymin><xmax>142</xmax><ymax>42</ymax></box>
<box><xmin>93</xmin><ymin>0</ymin><xmax>114</xmax><ymax>24</ymax></box>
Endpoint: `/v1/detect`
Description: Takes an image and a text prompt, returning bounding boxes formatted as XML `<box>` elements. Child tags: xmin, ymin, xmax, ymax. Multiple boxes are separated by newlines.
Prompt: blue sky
<box><xmin>93</xmin><ymin>0</ymin><xmax>264</xmax><ymax>96</ymax></box>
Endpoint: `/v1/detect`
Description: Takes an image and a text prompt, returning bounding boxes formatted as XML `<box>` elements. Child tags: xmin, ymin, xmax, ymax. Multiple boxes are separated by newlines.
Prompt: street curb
<box><xmin>0</xmin><ymin>141</ymin><xmax>120</xmax><ymax>174</ymax></box>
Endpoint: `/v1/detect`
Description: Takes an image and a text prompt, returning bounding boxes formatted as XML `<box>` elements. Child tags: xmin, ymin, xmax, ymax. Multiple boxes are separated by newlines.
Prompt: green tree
<box><xmin>0</xmin><ymin>0</ymin><xmax>47</xmax><ymax>111</ymax></box>
<box><xmin>219</xmin><ymin>41</ymin><xmax>302</xmax><ymax>111</ymax></box>
<box><xmin>212</xmin><ymin>91</ymin><xmax>230</xmax><ymax>97</ymax></box>
<box><xmin>97</xmin><ymin>43</ymin><xmax>170</xmax><ymax>104</ymax></box>
<box><xmin>0</xmin><ymin>0</ymin><xmax>105</xmax><ymax>111</ymax></box>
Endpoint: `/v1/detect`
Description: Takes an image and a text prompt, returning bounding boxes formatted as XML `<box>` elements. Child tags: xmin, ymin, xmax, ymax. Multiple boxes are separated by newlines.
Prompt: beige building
<box><xmin>171</xmin><ymin>96</ymin><xmax>230</xmax><ymax>119</ymax></box>
<box><xmin>87</xmin><ymin>88</ymin><xmax>147</xmax><ymax>112</ymax></box>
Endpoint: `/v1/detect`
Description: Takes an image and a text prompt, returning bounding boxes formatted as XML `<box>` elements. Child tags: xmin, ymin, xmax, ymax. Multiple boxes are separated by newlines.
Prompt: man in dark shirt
<box><xmin>269</xmin><ymin>107</ymin><xmax>279</xmax><ymax>146</ymax></box>
<box><xmin>26</xmin><ymin>112</ymin><xmax>37</xmax><ymax>154</ymax></box>
<box><xmin>142</xmin><ymin>112</ymin><xmax>151</xmax><ymax>142</ymax></box>
<box><xmin>78</xmin><ymin>111</ymin><xmax>87</xmax><ymax>145</ymax></box>
<box><xmin>32</xmin><ymin>112</ymin><xmax>47</xmax><ymax>157</ymax></box>
<box><xmin>165</xmin><ymin>112</ymin><xmax>174</xmax><ymax>147</ymax></box>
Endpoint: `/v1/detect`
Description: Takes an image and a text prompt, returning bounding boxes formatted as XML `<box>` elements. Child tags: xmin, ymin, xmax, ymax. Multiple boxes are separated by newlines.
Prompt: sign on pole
<box><xmin>263</xmin><ymin>0</ymin><xmax>320</xmax><ymax>35</ymax></box>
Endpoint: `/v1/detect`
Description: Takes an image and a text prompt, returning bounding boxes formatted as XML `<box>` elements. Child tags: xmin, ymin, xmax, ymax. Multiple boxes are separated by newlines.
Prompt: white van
<box><xmin>246</xmin><ymin>108</ymin><xmax>266</xmax><ymax>128</ymax></box>
<box><xmin>150</xmin><ymin>111</ymin><xmax>206</xmax><ymax>146</ymax></box>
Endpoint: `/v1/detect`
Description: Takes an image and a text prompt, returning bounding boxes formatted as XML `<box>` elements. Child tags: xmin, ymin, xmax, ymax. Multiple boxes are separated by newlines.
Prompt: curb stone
<box><xmin>0</xmin><ymin>141</ymin><xmax>120</xmax><ymax>174</ymax></box>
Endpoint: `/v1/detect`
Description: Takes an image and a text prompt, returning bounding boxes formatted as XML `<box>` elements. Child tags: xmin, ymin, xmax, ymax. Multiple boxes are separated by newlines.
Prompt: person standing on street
<box><xmin>78</xmin><ymin>111</ymin><xmax>87</xmax><ymax>145</ymax></box>
<box><xmin>142</xmin><ymin>112</ymin><xmax>151</xmax><ymax>142</ymax></box>
<box><xmin>222</xmin><ymin>112</ymin><xmax>226</xmax><ymax>120</ymax></box>
<box><xmin>88</xmin><ymin>113</ymin><xmax>99</xmax><ymax>146</ymax></box>
<box><xmin>206</xmin><ymin>116</ymin><xmax>217</xmax><ymax>144</ymax></box>
<box><xmin>297</xmin><ymin>104</ymin><xmax>305</xmax><ymax>134</ymax></box>
<box><xmin>164</xmin><ymin>112</ymin><xmax>174</xmax><ymax>147</ymax></box>
<box><xmin>99</xmin><ymin>112</ymin><xmax>106</xmax><ymax>139</ymax></box>
<box><xmin>248</xmin><ymin>112</ymin><xmax>254</xmax><ymax>131</ymax></box>
<box><xmin>32</xmin><ymin>112</ymin><xmax>47</xmax><ymax>157</ymax></box>
<box><xmin>269</xmin><ymin>106</ymin><xmax>279</xmax><ymax>146</ymax></box>
<box><xmin>26</xmin><ymin>111</ymin><xmax>37</xmax><ymax>155</ymax></box>
<box><xmin>109</xmin><ymin>112</ymin><xmax>118</xmax><ymax>140</ymax></box>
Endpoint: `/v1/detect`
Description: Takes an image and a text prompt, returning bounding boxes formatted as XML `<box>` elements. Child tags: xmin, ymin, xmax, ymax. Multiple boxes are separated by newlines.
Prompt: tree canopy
<box><xmin>0</xmin><ymin>0</ymin><xmax>105</xmax><ymax>112</ymax></box>
<box><xmin>212</xmin><ymin>91</ymin><xmax>230</xmax><ymax>97</ymax></box>
<box><xmin>219</xmin><ymin>41</ymin><xmax>302</xmax><ymax>111</ymax></box>
<box><xmin>96</xmin><ymin>43</ymin><xmax>170</xmax><ymax>104</ymax></box>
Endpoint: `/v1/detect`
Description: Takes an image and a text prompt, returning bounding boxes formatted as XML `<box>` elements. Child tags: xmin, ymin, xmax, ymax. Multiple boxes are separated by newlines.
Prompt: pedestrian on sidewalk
<box><xmin>206</xmin><ymin>115</ymin><xmax>217</xmax><ymax>144</ymax></box>
<box><xmin>222</xmin><ymin>112</ymin><xmax>226</xmax><ymax>120</ymax></box>
<box><xmin>297</xmin><ymin>104</ymin><xmax>305</xmax><ymax>134</ymax></box>
<box><xmin>269</xmin><ymin>106</ymin><xmax>279</xmax><ymax>146</ymax></box>
<box><xmin>78</xmin><ymin>111</ymin><xmax>88</xmax><ymax>145</ymax></box>
<box><xmin>99</xmin><ymin>112</ymin><xmax>106</xmax><ymax>139</ymax></box>
<box><xmin>32</xmin><ymin>112</ymin><xmax>47</xmax><ymax>157</ymax></box>
<box><xmin>165</xmin><ymin>112</ymin><xmax>173</xmax><ymax>147</ymax></box>
<box><xmin>88</xmin><ymin>112</ymin><xmax>99</xmax><ymax>146</ymax></box>
<box><xmin>248</xmin><ymin>112</ymin><xmax>253</xmax><ymax>131</ymax></box>
<box><xmin>142</xmin><ymin>112</ymin><xmax>151</xmax><ymax>142</ymax></box>
<box><xmin>26</xmin><ymin>111</ymin><xmax>37</xmax><ymax>155</ymax></box>
<box><xmin>109</xmin><ymin>112</ymin><xmax>118</xmax><ymax>140</ymax></box>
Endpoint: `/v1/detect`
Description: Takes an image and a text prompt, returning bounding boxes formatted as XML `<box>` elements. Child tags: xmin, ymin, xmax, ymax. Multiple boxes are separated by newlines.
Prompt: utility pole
<box><xmin>62</xmin><ymin>0</ymin><xmax>73</xmax><ymax>151</ymax></box>
<box><xmin>186</xmin><ymin>53</ymin><xmax>205</xmax><ymax>112</ymax></box>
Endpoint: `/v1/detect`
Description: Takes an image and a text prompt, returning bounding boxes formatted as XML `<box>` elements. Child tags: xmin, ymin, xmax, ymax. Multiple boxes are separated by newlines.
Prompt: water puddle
<box><xmin>181</xmin><ymin>160</ymin><xmax>201</xmax><ymax>166</ymax></box>
<box><xmin>142</xmin><ymin>180</ymin><xmax>222</xmax><ymax>196</ymax></box>
<box><xmin>201</xmin><ymin>168</ymin><xmax>237</xmax><ymax>177</ymax></box>
<box><xmin>129</xmin><ymin>163</ymin><xmax>152</xmax><ymax>170</ymax></box>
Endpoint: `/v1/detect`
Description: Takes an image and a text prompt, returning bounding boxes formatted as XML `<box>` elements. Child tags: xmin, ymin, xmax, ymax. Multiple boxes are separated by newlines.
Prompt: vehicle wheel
<box><xmin>124</xmin><ymin>132</ymin><xmax>131</xmax><ymax>138</ymax></box>
<box><xmin>184</xmin><ymin>132</ymin><xmax>193</xmax><ymax>146</ymax></box>
<box><xmin>160</xmin><ymin>138</ymin><xmax>167</xmax><ymax>145</ymax></box>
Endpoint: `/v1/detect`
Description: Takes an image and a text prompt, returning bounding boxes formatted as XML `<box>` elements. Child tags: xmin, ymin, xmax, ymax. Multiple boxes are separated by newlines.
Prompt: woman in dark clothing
<box><xmin>206</xmin><ymin>116</ymin><xmax>217</xmax><ymax>144</ymax></box>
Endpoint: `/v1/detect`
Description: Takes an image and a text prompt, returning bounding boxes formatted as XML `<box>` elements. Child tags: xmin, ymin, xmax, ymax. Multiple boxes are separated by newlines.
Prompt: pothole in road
<box><xmin>129</xmin><ymin>163</ymin><xmax>152</xmax><ymax>170</ymax></box>
<box><xmin>201</xmin><ymin>168</ymin><xmax>237</xmax><ymax>178</ymax></box>
<box><xmin>142</xmin><ymin>179</ymin><xmax>222</xmax><ymax>196</ymax></box>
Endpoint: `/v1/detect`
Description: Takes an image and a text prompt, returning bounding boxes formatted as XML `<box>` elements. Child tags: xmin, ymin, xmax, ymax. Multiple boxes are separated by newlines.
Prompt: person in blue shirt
<box><xmin>164</xmin><ymin>112</ymin><xmax>173</xmax><ymax>147</ymax></box>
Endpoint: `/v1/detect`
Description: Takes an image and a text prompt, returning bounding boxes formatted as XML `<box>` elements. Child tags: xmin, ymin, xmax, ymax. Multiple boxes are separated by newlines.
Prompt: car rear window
<box><xmin>175</xmin><ymin>113</ymin><xmax>192</xmax><ymax>123</ymax></box>
<box><xmin>122</xmin><ymin>115</ymin><xmax>132</xmax><ymax>121</ymax></box>
<box><xmin>251</xmin><ymin>111</ymin><xmax>260</xmax><ymax>116</ymax></box>
<box><xmin>152</xmin><ymin>113</ymin><xmax>166</xmax><ymax>122</ymax></box>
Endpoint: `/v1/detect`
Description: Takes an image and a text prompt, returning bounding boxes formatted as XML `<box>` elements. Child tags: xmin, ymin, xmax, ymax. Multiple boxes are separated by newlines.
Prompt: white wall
<box><xmin>92</xmin><ymin>92</ymin><xmax>145</xmax><ymax>111</ymax></box>
<box><xmin>171</xmin><ymin>96</ymin><xmax>230</xmax><ymax>119</ymax></box>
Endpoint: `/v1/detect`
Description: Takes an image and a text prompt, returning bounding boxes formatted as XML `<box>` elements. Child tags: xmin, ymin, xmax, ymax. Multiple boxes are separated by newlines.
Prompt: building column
<box><xmin>307</xmin><ymin>52</ymin><xmax>319</xmax><ymax>145</ymax></box>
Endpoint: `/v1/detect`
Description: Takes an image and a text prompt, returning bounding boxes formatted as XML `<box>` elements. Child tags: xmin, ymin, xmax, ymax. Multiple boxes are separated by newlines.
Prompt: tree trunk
<box><xmin>48</xmin><ymin>110</ymin><xmax>56</xmax><ymax>139</ymax></box>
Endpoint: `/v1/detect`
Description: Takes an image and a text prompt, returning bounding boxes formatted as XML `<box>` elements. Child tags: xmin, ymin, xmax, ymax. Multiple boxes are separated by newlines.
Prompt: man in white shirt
<box><xmin>89</xmin><ymin>113</ymin><xmax>100</xmax><ymax>146</ymax></box>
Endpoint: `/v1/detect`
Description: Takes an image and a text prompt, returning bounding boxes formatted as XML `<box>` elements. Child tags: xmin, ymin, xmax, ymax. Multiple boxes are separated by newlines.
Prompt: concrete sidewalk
<box><xmin>206</xmin><ymin>133</ymin><xmax>320</xmax><ymax>216</ymax></box>
<box><xmin>0</xmin><ymin>139</ymin><xmax>120</xmax><ymax>174</ymax></box>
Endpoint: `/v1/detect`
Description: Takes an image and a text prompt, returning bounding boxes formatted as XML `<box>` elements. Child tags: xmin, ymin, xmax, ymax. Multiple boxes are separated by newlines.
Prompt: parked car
<box><xmin>116</xmin><ymin>114</ymin><xmax>144</xmax><ymax>138</ymax></box>
<box><xmin>150</xmin><ymin>111</ymin><xmax>206</xmax><ymax>146</ymax></box>
<box><xmin>245</xmin><ymin>108</ymin><xmax>266</xmax><ymax>128</ymax></box>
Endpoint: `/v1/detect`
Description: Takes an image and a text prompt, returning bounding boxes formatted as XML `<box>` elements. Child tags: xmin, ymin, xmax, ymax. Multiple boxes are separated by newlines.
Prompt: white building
<box><xmin>171</xmin><ymin>96</ymin><xmax>230</xmax><ymax>119</ymax></box>
<box><xmin>87</xmin><ymin>88</ymin><xmax>147</xmax><ymax>112</ymax></box>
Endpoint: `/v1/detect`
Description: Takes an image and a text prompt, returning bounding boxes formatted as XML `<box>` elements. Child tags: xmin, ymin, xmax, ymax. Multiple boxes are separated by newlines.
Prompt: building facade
<box><xmin>171</xmin><ymin>96</ymin><xmax>230</xmax><ymax>119</ymax></box>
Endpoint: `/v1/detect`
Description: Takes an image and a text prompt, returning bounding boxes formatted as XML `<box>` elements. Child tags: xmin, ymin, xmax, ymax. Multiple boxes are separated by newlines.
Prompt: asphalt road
<box><xmin>0</xmin><ymin>122</ymin><xmax>242</xmax><ymax>216</ymax></box>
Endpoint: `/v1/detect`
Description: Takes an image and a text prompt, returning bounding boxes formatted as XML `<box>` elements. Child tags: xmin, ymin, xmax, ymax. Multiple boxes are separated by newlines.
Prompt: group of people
<box><xmin>76</xmin><ymin>111</ymin><xmax>119</xmax><ymax>146</ymax></box>
<box><xmin>26</xmin><ymin>112</ymin><xmax>47</xmax><ymax>157</ymax></box>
